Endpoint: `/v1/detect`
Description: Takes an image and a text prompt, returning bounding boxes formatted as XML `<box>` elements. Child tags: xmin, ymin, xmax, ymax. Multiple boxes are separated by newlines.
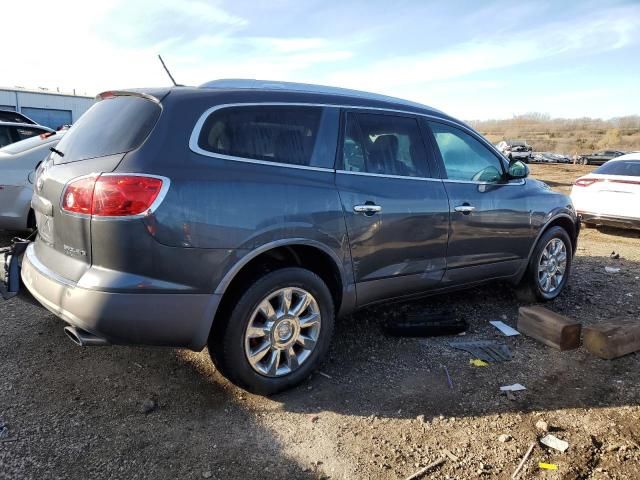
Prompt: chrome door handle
<box><xmin>454</xmin><ymin>205</ymin><xmax>476</xmax><ymax>213</ymax></box>
<box><xmin>353</xmin><ymin>204</ymin><xmax>382</xmax><ymax>215</ymax></box>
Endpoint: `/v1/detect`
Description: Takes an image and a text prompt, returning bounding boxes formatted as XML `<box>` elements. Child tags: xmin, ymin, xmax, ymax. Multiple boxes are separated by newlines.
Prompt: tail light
<box><xmin>62</xmin><ymin>175</ymin><xmax>165</xmax><ymax>217</ymax></box>
<box><xmin>574</xmin><ymin>178</ymin><xmax>599</xmax><ymax>187</ymax></box>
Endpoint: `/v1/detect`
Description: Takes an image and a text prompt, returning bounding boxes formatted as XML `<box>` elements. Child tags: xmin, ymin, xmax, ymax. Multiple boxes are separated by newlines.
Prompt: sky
<box><xmin>2</xmin><ymin>0</ymin><xmax>639</xmax><ymax>120</ymax></box>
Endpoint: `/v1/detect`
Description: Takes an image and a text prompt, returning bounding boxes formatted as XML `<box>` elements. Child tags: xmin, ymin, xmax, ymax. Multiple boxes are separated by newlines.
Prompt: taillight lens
<box><xmin>61</xmin><ymin>175</ymin><xmax>164</xmax><ymax>217</ymax></box>
<box><xmin>574</xmin><ymin>178</ymin><xmax>599</xmax><ymax>187</ymax></box>
<box><xmin>62</xmin><ymin>176</ymin><xmax>96</xmax><ymax>214</ymax></box>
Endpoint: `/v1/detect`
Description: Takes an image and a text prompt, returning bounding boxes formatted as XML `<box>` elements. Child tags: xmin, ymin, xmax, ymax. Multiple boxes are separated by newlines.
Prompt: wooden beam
<box><xmin>517</xmin><ymin>306</ymin><xmax>581</xmax><ymax>350</ymax></box>
<box><xmin>584</xmin><ymin>321</ymin><xmax>640</xmax><ymax>359</ymax></box>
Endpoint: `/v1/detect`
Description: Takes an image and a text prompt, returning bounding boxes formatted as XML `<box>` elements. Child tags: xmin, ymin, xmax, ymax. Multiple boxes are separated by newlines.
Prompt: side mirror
<box><xmin>507</xmin><ymin>159</ymin><xmax>529</xmax><ymax>179</ymax></box>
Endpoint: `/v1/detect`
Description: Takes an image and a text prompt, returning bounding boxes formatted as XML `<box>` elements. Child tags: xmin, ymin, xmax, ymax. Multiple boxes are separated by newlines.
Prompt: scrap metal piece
<box><xmin>449</xmin><ymin>341</ymin><xmax>513</xmax><ymax>362</ymax></box>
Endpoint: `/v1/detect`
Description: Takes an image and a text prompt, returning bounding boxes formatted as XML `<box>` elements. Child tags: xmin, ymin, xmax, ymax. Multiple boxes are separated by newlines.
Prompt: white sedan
<box><xmin>0</xmin><ymin>131</ymin><xmax>65</xmax><ymax>230</ymax></box>
<box><xmin>571</xmin><ymin>153</ymin><xmax>640</xmax><ymax>230</ymax></box>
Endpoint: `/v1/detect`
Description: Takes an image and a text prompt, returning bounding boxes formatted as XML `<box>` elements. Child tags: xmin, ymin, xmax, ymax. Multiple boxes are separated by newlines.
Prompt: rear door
<box><xmin>336</xmin><ymin>110</ymin><xmax>449</xmax><ymax>305</ymax></box>
<box><xmin>425</xmin><ymin>120</ymin><xmax>532</xmax><ymax>286</ymax></box>
<box><xmin>31</xmin><ymin>94</ymin><xmax>161</xmax><ymax>282</ymax></box>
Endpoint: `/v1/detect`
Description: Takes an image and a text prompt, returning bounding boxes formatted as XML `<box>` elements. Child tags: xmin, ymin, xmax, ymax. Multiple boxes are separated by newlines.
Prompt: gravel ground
<box><xmin>1</xmin><ymin>164</ymin><xmax>639</xmax><ymax>479</ymax></box>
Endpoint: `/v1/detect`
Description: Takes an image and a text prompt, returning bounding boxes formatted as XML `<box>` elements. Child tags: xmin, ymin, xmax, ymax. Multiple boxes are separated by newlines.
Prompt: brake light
<box><xmin>574</xmin><ymin>178</ymin><xmax>599</xmax><ymax>187</ymax></box>
<box><xmin>62</xmin><ymin>176</ymin><xmax>96</xmax><ymax>214</ymax></box>
<box><xmin>61</xmin><ymin>175</ymin><xmax>165</xmax><ymax>217</ymax></box>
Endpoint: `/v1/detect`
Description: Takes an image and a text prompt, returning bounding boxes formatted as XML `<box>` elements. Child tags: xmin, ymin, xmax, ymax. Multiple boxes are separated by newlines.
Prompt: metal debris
<box><xmin>450</xmin><ymin>341</ymin><xmax>513</xmax><ymax>362</ymax></box>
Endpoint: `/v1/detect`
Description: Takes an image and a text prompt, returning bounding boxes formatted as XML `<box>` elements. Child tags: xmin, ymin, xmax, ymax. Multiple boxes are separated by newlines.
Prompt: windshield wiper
<box><xmin>50</xmin><ymin>147</ymin><xmax>64</xmax><ymax>157</ymax></box>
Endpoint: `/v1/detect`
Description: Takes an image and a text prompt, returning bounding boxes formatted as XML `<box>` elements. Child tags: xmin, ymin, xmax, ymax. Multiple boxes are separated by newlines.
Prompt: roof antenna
<box><xmin>158</xmin><ymin>54</ymin><xmax>178</xmax><ymax>86</ymax></box>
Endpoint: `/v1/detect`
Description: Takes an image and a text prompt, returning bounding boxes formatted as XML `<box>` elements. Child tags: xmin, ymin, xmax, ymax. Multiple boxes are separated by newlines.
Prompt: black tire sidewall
<box><xmin>212</xmin><ymin>267</ymin><xmax>335</xmax><ymax>395</ymax></box>
<box><xmin>527</xmin><ymin>226</ymin><xmax>573</xmax><ymax>301</ymax></box>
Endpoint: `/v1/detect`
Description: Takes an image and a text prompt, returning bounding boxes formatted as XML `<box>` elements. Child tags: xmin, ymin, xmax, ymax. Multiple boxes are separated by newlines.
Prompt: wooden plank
<box><xmin>517</xmin><ymin>306</ymin><xmax>581</xmax><ymax>350</ymax></box>
<box><xmin>584</xmin><ymin>321</ymin><xmax>640</xmax><ymax>359</ymax></box>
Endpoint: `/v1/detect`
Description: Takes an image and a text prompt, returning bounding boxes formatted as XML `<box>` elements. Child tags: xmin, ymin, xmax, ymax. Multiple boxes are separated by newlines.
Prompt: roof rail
<box><xmin>199</xmin><ymin>79</ymin><xmax>439</xmax><ymax>112</ymax></box>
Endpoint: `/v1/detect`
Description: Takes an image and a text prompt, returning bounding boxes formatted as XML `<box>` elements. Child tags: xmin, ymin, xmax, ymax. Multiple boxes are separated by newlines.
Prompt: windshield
<box><xmin>52</xmin><ymin>95</ymin><xmax>161</xmax><ymax>164</ymax></box>
<box><xmin>594</xmin><ymin>160</ymin><xmax>640</xmax><ymax>176</ymax></box>
<box><xmin>0</xmin><ymin>131</ymin><xmax>60</xmax><ymax>154</ymax></box>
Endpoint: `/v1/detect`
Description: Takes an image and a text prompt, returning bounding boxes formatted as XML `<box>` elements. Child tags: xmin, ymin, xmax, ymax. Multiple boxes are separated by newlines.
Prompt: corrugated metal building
<box><xmin>0</xmin><ymin>88</ymin><xmax>94</xmax><ymax>129</ymax></box>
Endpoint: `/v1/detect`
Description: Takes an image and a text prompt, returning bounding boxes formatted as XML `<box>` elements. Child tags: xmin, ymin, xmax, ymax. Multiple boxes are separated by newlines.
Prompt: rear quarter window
<box><xmin>52</xmin><ymin>95</ymin><xmax>161</xmax><ymax>164</ymax></box>
<box><xmin>196</xmin><ymin>105</ymin><xmax>338</xmax><ymax>168</ymax></box>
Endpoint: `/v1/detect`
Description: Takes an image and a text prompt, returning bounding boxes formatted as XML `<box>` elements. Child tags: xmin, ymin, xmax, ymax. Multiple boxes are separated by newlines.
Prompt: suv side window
<box><xmin>428</xmin><ymin>121</ymin><xmax>504</xmax><ymax>183</ymax></box>
<box><xmin>342</xmin><ymin>112</ymin><xmax>430</xmax><ymax>178</ymax></box>
<box><xmin>16</xmin><ymin>127</ymin><xmax>46</xmax><ymax>141</ymax></box>
<box><xmin>197</xmin><ymin>105</ymin><xmax>338</xmax><ymax>168</ymax></box>
<box><xmin>0</xmin><ymin>126</ymin><xmax>14</xmax><ymax>148</ymax></box>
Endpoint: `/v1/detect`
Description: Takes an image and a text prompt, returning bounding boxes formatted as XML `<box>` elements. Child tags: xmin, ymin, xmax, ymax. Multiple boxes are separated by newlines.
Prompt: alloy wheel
<box><xmin>537</xmin><ymin>238</ymin><xmax>567</xmax><ymax>294</ymax></box>
<box><xmin>244</xmin><ymin>287</ymin><xmax>321</xmax><ymax>377</ymax></box>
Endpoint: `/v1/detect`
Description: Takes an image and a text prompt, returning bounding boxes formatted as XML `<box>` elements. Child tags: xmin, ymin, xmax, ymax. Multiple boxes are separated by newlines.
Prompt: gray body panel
<box><xmin>20</xmin><ymin>85</ymin><xmax>579</xmax><ymax>349</ymax></box>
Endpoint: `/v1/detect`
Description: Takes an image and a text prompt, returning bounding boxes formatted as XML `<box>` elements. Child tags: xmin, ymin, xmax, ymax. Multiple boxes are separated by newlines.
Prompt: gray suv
<box><xmin>5</xmin><ymin>80</ymin><xmax>579</xmax><ymax>394</ymax></box>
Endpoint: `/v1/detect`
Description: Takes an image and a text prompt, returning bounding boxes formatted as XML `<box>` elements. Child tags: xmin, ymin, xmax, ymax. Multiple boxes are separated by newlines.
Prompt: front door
<box><xmin>336</xmin><ymin>110</ymin><xmax>450</xmax><ymax>305</ymax></box>
<box><xmin>425</xmin><ymin>120</ymin><xmax>532</xmax><ymax>286</ymax></box>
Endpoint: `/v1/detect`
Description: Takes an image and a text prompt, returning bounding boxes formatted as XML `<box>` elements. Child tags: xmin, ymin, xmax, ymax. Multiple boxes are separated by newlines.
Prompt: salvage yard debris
<box><xmin>404</xmin><ymin>457</ymin><xmax>446</xmax><ymax>480</ymax></box>
<box><xmin>539</xmin><ymin>462</ymin><xmax>558</xmax><ymax>470</ymax></box>
<box><xmin>540</xmin><ymin>434</ymin><xmax>569</xmax><ymax>452</ymax></box>
<box><xmin>470</xmin><ymin>359</ymin><xmax>489</xmax><ymax>367</ymax></box>
<box><xmin>517</xmin><ymin>306</ymin><xmax>581</xmax><ymax>350</ymax></box>
<box><xmin>511</xmin><ymin>442</ymin><xmax>536</xmax><ymax>479</ymax></box>
<box><xmin>605</xmin><ymin>266</ymin><xmax>621</xmax><ymax>273</ymax></box>
<box><xmin>500</xmin><ymin>383</ymin><xmax>526</xmax><ymax>392</ymax></box>
<box><xmin>450</xmin><ymin>340</ymin><xmax>513</xmax><ymax>362</ymax></box>
<box><xmin>489</xmin><ymin>320</ymin><xmax>520</xmax><ymax>336</ymax></box>
<box><xmin>385</xmin><ymin>311</ymin><xmax>468</xmax><ymax>337</ymax></box>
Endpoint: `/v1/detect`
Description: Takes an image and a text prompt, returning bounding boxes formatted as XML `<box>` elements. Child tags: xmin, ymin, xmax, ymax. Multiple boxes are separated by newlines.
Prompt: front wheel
<box><xmin>209</xmin><ymin>267</ymin><xmax>335</xmax><ymax>395</ymax></box>
<box><xmin>517</xmin><ymin>226</ymin><xmax>572</xmax><ymax>302</ymax></box>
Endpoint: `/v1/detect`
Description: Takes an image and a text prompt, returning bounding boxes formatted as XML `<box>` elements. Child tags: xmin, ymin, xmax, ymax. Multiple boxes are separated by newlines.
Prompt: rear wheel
<box><xmin>517</xmin><ymin>226</ymin><xmax>572</xmax><ymax>302</ymax></box>
<box><xmin>209</xmin><ymin>267</ymin><xmax>334</xmax><ymax>395</ymax></box>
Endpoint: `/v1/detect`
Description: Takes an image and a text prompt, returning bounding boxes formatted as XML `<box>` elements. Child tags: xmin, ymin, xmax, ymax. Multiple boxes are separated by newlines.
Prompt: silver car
<box><xmin>0</xmin><ymin>131</ymin><xmax>65</xmax><ymax>230</ymax></box>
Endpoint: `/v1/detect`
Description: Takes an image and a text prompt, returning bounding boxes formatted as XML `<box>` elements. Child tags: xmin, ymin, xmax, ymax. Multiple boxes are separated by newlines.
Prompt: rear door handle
<box><xmin>353</xmin><ymin>204</ymin><xmax>382</xmax><ymax>215</ymax></box>
<box><xmin>454</xmin><ymin>204</ymin><xmax>476</xmax><ymax>214</ymax></box>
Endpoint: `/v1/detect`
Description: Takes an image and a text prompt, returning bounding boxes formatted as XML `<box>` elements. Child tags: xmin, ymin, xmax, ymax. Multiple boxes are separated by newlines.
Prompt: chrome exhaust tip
<box><xmin>63</xmin><ymin>326</ymin><xmax>109</xmax><ymax>346</ymax></box>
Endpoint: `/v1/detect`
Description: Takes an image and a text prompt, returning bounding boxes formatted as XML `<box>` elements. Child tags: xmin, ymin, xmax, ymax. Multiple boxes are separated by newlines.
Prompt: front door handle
<box><xmin>353</xmin><ymin>204</ymin><xmax>382</xmax><ymax>215</ymax></box>
<box><xmin>454</xmin><ymin>204</ymin><xmax>476</xmax><ymax>214</ymax></box>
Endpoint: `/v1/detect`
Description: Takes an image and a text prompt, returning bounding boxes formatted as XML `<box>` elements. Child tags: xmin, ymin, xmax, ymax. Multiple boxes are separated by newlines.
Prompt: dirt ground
<box><xmin>1</xmin><ymin>164</ymin><xmax>639</xmax><ymax>480</ymax></box>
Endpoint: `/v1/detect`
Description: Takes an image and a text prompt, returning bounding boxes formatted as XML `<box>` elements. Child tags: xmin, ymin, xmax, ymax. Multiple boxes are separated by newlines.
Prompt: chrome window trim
<box><xmin>442</xmin><ymin>178</ymin><xmax>526</xmax><ymax>186</ymax></box>
<box><xmin>336</xmin><ymin>169</ymin><xmax>442</xmax><ymax>183</ymax></box>
<box><xmin>188</xmin><ymin>102</ymin><xmax>510</xmax><ymax>180</ymax></box>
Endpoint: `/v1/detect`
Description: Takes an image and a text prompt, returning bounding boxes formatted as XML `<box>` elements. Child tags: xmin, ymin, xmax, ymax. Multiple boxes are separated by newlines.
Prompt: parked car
<box><xmin>4</xmin><ymin>81</ymin><xmax>579</xmax><ymax>394</ymax></box>
<box><xmin>571</xmin><ymin>153</ymin><xmax>640</xmax><ymax>230</ymax></box>
<box><xmin>532</xmin><ymin>152</ymin><xmax>571</xmax><ymax>164</ymax></box>
<box><xmin>496</xmin><ymin>140</ymin><xmax>533</xmax><ymax>163</ymax></box>
<box><xmin>578</xmin><ymin>150</ymin><xmax>625</xmax><ymax>166</ymax></box>
<box><xmin>0</xmin><ymin>131</ymin><xmax>66</xmax><ymax>230</ymax></box>
<box><xmin>0</xmin><ymin>109</ymin><xmax>37</xmax><ymax>125</ymax></box>
<box><xmin>0</xmin><ymin>122</ymin><xmax>53</xmax><ymax>149</ymax></box>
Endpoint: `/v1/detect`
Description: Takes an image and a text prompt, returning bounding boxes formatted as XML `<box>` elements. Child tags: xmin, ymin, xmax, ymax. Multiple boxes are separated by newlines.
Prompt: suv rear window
<box><xmin>594</xmin><ymin>160</ymin><xmax>640</xmax><ymax>176</ymax></box>
<box><xmin>197</xmin><ymin>105</ymin><xmax>337</xmax><ymax>168</ymax></box>
<box><xmin>52</xmin><ymin>95</ymin><xmax>160</xmax><ymax>164</ymax></box>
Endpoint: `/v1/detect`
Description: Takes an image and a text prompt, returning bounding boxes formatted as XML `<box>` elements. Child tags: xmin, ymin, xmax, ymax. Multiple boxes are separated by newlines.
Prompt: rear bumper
<box><xmin>20</xmin><ymin>243</ymin><xmax>220</xmax><ymax>349</ymax></box>
<box><xmin>578</xmin><ymin>212</ymin><xmax>640</xmax><ymax>230</ymax></box>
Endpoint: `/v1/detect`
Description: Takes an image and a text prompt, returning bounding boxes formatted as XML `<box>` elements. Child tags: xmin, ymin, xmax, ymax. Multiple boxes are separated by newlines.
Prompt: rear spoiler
<box><xmin>96</xmin><ymin>88</ymin><xmax>172</xmax><ymax>104</ymax></box>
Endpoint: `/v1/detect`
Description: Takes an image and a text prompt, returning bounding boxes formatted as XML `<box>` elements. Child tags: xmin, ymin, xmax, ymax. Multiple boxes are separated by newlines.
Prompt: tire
<box><xmin>582</xmin><ymin>158</ymin><xmax>589</xmax><ymax>165</ymax></box>
<box><xmin>208</xmin><ymin>267</ymin><xmax>335</xmax><ymax>395</ymax></box>
<box><xmin>517</xmin><ymin>226</ymin><xmax>573</xmax><ymax>302</ymax></box>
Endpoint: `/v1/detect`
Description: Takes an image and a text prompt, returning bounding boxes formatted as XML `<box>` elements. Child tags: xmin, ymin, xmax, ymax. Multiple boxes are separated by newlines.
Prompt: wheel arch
<box><xmin>515</xmin><ymin>213</ymin><xmax>578</xmax><ymax>283</ymax></box>
<box><xmin>210</xmin><ymin>239</ymin><xmax>354</xmax><ymax>339</ymax></box>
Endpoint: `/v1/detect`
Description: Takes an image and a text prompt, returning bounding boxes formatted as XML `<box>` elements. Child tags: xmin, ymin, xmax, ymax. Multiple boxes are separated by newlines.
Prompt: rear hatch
<box><xmin>593</xmin><ymin>175</ymin><xmax>640</xmax><ymax>218</ymax></box>
<box><xmin>31</xmin><ymin>93</ymin><xmax>162</xmax><ymax>282</ymax></box>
